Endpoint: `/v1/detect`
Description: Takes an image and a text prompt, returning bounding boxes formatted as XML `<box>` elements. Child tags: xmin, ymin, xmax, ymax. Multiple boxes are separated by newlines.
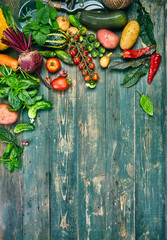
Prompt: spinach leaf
<box><xmin>29</xmin><ymin>21</ymin><xmax>40</xmax><ymax>30</ymax></box>
<box><xmin>33</xmin><ymin>30</ymin><xmax>47</xmax><ymax>46</ymax></box>
<box><xmin>35</xmin><ymin>7</ymin><xmax>49</xmax><ymax>24</ymax></box>
<box><xmin>40</xmin><ymin>26</ymin><xmax>50</xmax><ymax>35</ymax></box>
<box><xmin>6</xmin><ymin>76</ymin><xmax>19</xmax><ymax>89</ymax></box>
<box><xmin>0</xmin><ymin>87</ymin><xmax>10</xmax><ymax>98</ymax></box>
<box><xmin>49</xmin><ymin>8</ymin><xmax>57</xmax><ymax>20</ymax></box>
<box><xmin>22</xmin><ymin>24</ymin><xmax>31</xmax><ymax>40</ymax></box>
<box><xmin>50</xmin><ymin>20</ymin><xmax>59</xmax><ymax>30</ymax></box>
<box><xmin>8</xmin><ymin>89</ymin><xmax>22</xmax><ymax>110</ymax></box>
<box><xmin>121</xmin><ymin>60</ymin><xmax>150</xmax><ymax>88</ymax></box>
<box><xmin>137</xmin><ymin>0</ymin><xmax>156</xmax><ymax>46</ymax></box>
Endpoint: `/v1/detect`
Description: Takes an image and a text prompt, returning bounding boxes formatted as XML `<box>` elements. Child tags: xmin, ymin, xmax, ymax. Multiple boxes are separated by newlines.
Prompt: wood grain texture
<box><xmin>0</xmin><ymin>0</ymin><xmax>166</xmax><ymax>239</ymax></box>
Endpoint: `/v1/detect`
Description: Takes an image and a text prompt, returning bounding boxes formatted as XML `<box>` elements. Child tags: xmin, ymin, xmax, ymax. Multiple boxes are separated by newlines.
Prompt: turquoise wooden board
<box><xmin>0</xmin><ymin>0</ymin><xmax>166</xmax><ymax>239</ymax></box>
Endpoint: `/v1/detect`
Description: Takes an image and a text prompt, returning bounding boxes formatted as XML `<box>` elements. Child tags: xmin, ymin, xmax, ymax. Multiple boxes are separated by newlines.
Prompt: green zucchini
<box><xmin>44</xmin><ymin>30</ymin><xmax>69</xmax><ymax>49</ymax></box>
<box><xmin>79</xmin><ymin>10</ymin><xmax>128</xmax><ymax>30</ymax></box>
<box><xmin>39</xmin><ymin>50</ymin><xmax>74</xmax><ymax>65</ymax></box>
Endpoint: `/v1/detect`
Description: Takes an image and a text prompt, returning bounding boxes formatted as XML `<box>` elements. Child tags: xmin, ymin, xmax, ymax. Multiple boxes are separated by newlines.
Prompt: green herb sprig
<box><xmin>136</xmin><ymin>89</ymin><xmax>153</xmax><ymax>116</ymax></box>
<box><xmin>22</xmin><ymin>0</ymin><xmax>58</xmax><ymax>46</ymax></box>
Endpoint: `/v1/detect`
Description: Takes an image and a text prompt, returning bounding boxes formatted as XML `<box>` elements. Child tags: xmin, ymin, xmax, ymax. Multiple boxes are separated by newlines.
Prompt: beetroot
<box><xmin>1</xmin><ymin>27</ymin><xmax>50</xmax><ymax>89</ymax></box>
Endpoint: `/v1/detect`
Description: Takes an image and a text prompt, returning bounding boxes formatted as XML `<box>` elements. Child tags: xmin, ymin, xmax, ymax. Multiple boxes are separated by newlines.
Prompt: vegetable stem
<box><xmin>135</xmin><ymin>89</ymin><xmax>142</xmax><ymax>95</ymax></box>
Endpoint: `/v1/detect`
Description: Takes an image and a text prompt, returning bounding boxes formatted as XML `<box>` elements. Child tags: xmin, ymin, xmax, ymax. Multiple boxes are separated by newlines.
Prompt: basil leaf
<box><xmin>4</xmin><ymin>158</ymin><xmax>22</xmax><ymax>173</ymax></box>
<box><xmin>8</xmin><ymin>89</ymin><xmax>22</xmax><ymax>110</ymax></box>
<box><xmin>18</xmin><ymin>90</ymin><xmax>35</xmax><ymax>105</ymax></box>
<box><xmin>0</xmin><ymin>127</ymin><xmax>17</xmax><ymax>145</ymax></box>
<box><xmin>18</xmin><ymin>81</ymin><xmax>31</xmax><ymax>90</ymax></box>
<box><xmin>137</xmin><ymin>0</ymin><xmax>156</xmax><ymax>46</ymax></box>
<box><xmin>49</xmin><ymin>8</ymin><xmax>57</xmax><ymax>20</ymax></box>
<box><xmin>121</xmin><ymin>60</ymin><xmax>150</xmax><ymax>88</ymax></box>
<box><xmin>10</xmin><ymin>146</ymin><xmax>23</xmax><ymax>159</ymax></box>
<box><xmin>1</xmin><ymin>6</ymin><xmax>16</xmax><ymax>31</ymax></box>
<box><xmin>35</xmin><ymin>8</ymin><xmax>49</xmax><ymax>24</ymax></box>
<box><xmin>6</xmin><ymin>76</ymin><xmax>19</xmax><ymax>89</ymax></box>
<box><xmin>36</xmin><ymin>0</ymin><xmax>45</xmax><ymax>10</ymax></box>
<box><xmin>33</xmin><ymin>30</ymin><xmax>47</xmax><ymax>46</ymax></box>
<box><xmin>140</xmin><ymin>94</ymin><xmax>153</xmax><ymax>116</ymax></box>
<box><xmin>0</xmin><ymin>87</ymin><xmax>10</xmax><ymax>98</ymax></box>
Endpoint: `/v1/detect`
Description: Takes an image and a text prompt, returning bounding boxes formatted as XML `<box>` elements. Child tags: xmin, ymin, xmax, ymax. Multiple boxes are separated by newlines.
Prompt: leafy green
<box><xmin>121</xmin><ymin>60</ymin><xmax>150</xmax><ymax>88</ymax></box>
<box><xmin>18</xmin><ymin>90</ymin><xmax>34</xmax><ymax>105</ymax></box>
<box><xmin>0</xmin><ymin>128</ymin><xmax>23</xmax><ymax>173</ymax></box>
<box><xmin>136</xmin><ymin>90</ymin><xmax>153</xmax><ymax>116</ymax></box>
<box><xmin>18</xmin><ymin>15</ymin><xmax>32</xmax><ymax>23</ymax></box>
<box><xmin>22</xmin><ymin>3</ymin><xmax>58</xmax><ymax>45</ymax></box>
<box><xmin>1</xmin><ymin>6</ymin><xmax>17</xmax><ymax>31</ymax></box>
<box><xmin>137</xmin><ymin>0</ymin><xmax>156</xmax><ymax>46</ymax></box>
<box><xmin>8</xmin><ymin>89</ymin><xmax>22</xmax><ymax>110</ymax></box>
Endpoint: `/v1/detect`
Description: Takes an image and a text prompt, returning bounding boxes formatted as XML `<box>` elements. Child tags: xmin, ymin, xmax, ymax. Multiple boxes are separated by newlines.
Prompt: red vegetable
<box><xmin>92</xmin><ymin>73</ymin><xmax>99</xmax><ymax>81</ymax></box>
<box><xmin>148</xmin><ymin>53</ymin><xmax>162</xmax><ymax>84</ymax></box>
<box><xmin>46</xmin><ymin>58</ymin><xmax>61</xmax><ymax>73</ymax></box>
<box><xmin>73</xmin><ymin>56</ymin><xmax>81</xmax><ymax>64</ymax></box>
<box><xmin>51</xmin><ymin>77</ymin><xmax>71</xmax><ymax>91</ymax></box>
<box><xmin>123</xmin><ymin>45</ymin><xmax>155</xmax><ymax>59</ymax></box>
<box><xmin>1</xmin><ymin>27</ymin><xmax>50</xmax><ymax>89</ymax></box>
<box><xmin>88</xmin><ymin>62</ymin><xmax>95</xmax><ymax>69</ymax></box>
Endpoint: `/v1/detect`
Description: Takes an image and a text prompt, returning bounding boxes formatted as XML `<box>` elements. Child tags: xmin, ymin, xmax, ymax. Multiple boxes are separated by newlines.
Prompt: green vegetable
<box><xmin>1</xmin><ymin>6</ymin><xmax>17</xmax><ymax>31</ymax></box>
<box><xmin>28</xmin><ymin>101</ymin><xmax>52</xmax><ymax>119</ymax></box>
<box><xmin>44</xmin><ymin>30</ymin><xmax>69</xmax><ymax>49</ymax></box>
<box><xmin>93</xmin><ymin>40</ymin><xmax>100</xmax><ymax>48</ymax></box>
<box><xmin>136</xmin><ymin>89</ymin><xmax>153</xmax><ymax>116</ymax></box>
<box><xmin>137</xmin><ymin>0</ymin><xmax>156</xmax><ymax>47</ymax></box>
<box><xmin>120</xmin><ymin>60</ymin><xmax>150</xmax><ymax>88</ymax></box>
<box><xmin>99</xmin><ymin>53</ymin><xmax>104</xmax><ymax>58</ymax></box>
<box><xmin>79</xmin><ymin>10</ymin><xmax>128</xmax><ymax>30</ymax></box>
<box><xmin>91</xmin><ymin>49</ymin><xmax>98</xmax><ymax>58</ymax></box>
<box><xmin>14</xmin><ymin>123</ymin><xmax>35</xmax><ymax>134</ymax></box>
<box><xmin>87</xmin><ymin>45</ymin><xmax>93</xmax><ymax>52</ymax></box>
<box><xmin>99</xmin><ymin>46</ymin><xmax>106</xmax><ymax>54</ymax></box>
<box><xmin>79</xmin><ymin>26</ymin><xmax>87</xmax><ymax>35</ymax></box>
<box><xmin>27</xmin><ymin>89</ymin><xmax>38</xmax><ymax>97</ymax></box>
<box><xmin>69</xmin><ymin>14</ymin><xmax>82</xmax><ymax>28</ymax></box>
<box><xmin>0</xmin><ymin>127</ymin><xmax>23</xmax><ymax>173</ymax></box>
<box><xmin>85</xmin><ymin>81</ymin><xmax>96</xmax><ymax>89</ymax></box>
<box><xmin>87</xmin><ymin>34</ymin><xmax>95</xmax><ymax>43</ymax></box>
<box><xmin>22</xmin><ymin>0</ymin><xmax>58</xmax><ymax>45</ymax></box>
<box><xmin>40</xmin><ymin>50</ymin><xmax>73</xmax><ymax>64</ymax></box>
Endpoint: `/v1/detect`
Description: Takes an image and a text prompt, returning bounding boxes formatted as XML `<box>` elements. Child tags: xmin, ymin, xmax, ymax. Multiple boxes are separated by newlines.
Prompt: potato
<box><xmin>120</xmin><ymin>21</ymin><xmax>140</xmax><ymax>50</ymax></box>
<box><xmin>96</xmin><ymin>29</ymin><xmax>119</xmax><ymax>49</ymax></box>
<box><xmin>0</xmin><ymin>103</ymin><xmax>18</xmax><ymax>125</ymax></box>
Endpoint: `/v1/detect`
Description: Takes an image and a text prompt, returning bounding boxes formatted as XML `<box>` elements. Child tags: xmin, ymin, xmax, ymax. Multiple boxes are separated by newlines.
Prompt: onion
<box><xmin>1</xmin><ymin>27</ymin><xmax>50</xmax><ymax>89</ymax></box>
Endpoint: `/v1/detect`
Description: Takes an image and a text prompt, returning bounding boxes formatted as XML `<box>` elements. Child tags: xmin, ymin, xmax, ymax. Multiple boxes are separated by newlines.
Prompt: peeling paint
<box><xmin>60</xmin><ymin>215</ymin><xmax>69</xmax><ymax>229</ymax></box>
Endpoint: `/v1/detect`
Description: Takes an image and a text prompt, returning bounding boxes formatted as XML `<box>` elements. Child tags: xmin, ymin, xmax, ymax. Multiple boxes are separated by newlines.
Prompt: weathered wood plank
<box><xmin>49</xmin><ymin>63</ymin><xmax>78</xmax><ymax>239</ymax></box>
<box><xmin>105</xmin><ymin>4</ymin><xmax>137</xmax><ymax>239</ymax></box>
<box><xmin>77</xmin><ymin>55</ymin><xmax>106</xmax><ymax>239</ymax></box>
<box><xmin>135</xmin><ymin>1</ymin><xmax>166</xmax><ymax>239</ymax></box>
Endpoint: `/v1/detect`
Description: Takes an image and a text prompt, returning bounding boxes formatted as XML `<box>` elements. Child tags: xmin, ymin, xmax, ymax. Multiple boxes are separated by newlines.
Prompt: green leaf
<box><xmin>0</xmin><ymin>87</ymin><xmax>10</xmax><ymax>98</ymax></box>
<box><xmin>22</xmin><ymin>24</ymin><xmax>32</xmax><ymax>40</ymax></box>
<box><xmin>3</xmin><ymin>143</ymin><xmax>13</xmax><ymax>159</ymax></box>
<box><xmin>121</xmin><ymin>60</ymin><xmax>150</xmax><ymax>88</ymax></box>
<box><xmin>18</xmin><ymin>15</ymin><xmax>32</xmax><ymax>23</ymax></box>
<box><xmin>10</xmin><ymin>146</ymin><xmax>23</xmax><ymax>159</ymax></box>
<box><xmin>1</xmin><ymin>6</ymin><xmax>17</xmax><ymax>31</ymax></box>
<box><xmin>6</xmin><ymin>76</ymin><xmax>19</xmax><ymax>89</ymax></box>
<box><xmin>33</xmin><ymin>30</ymin><xmax>47</xmax><ymax>46</ymax></box>
<box><xmin>35</xmin><ymin>8</ymin><xmax>49</xmax><ymax>24</ymax></box>
<box><xmin>0</xmin><ymin>127</ymin><xmax>17</xmax><ymax>145</ymax></box>
<box><xmin>29</xmin><ymin>21</ymin><xmax>40</xmax><ymax>30</ymax></box>
<box><xmin>36</xmin><ymin>0</ymin><xmax>45</xmax><ymax>10</ymax></box>
<box><xmin>0</xmin><ymin>65</ymin><xmax>13</xmax><ymax>76</ymax></box>
<box><xmin>4</xmin><ymin>158</ymin><xmax>22</xmax><ymax>173</ymax></box>
<box><xmin>140</xmin><ymin>94</ymin><xmax>153</xmax><ymax>116</ymax></box>
<box><xmin>40</xmin><ymin>26</ymin><xmax>50</xmax><ymax>35</ymax></box>
<box><xmin>18</xmin><ymin>90</ymin><xmax>35</xmax><ymax>105</ymax></box>
<box><xmin>18</xmin><ymin>81</ymin><xmax>31</xmax><ymax>90</ymax></box>
<box><xmin>137</xmin><ymin>0</ymin><xmax>156</xmax><ymax>46</ymax></box>
<box><xmin>50</xmin><ymin>20</ymin><xmax>59</xmax><ymax>30</ymax></box>
<box><xmin>49</xmin><ymin>8</ymin><xmax>57</xmax><ymax>20</ymax></box>
<box><xmin>8</xmin><ymin>89</ymin><xmax>22</xmax><ymax>110</ymax></box>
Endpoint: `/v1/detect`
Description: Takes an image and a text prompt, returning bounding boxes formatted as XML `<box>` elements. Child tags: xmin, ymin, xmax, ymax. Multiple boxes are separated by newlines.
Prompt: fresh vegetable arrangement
<box><xmin>0</xmin><ymin>0</ymin><xmax>162</xmax><ymax>173</ymax></box>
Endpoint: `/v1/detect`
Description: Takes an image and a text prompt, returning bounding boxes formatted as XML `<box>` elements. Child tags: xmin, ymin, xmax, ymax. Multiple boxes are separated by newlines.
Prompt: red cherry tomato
<box><xmin>92</xmin><ymin>73</ymin><xmax>99</xmax><ymax>81</ymax></box>
<box><xmin>78</xmin><ymin>63</ymin><xmax>85</xmax><ymax>70</ymax></box>
<box><xmin>84</xmin><ymin>49</ymin><xmax>88</xmax><ymax>56</ymax></box>
<box><xmin>82</xmin><ymin>69</ymin><xmax>89</xmax><ymax>76</ymax></box>
<box><xmin>73</xmin><ymin>34</ymin><xmax>80</xmax><ymax>41</ymax></box>
<box><xmin>73</xmin><ymin>56</ymin><xmax>82</xmax><ymax>64</ymax></box>
<box><xmin>51</xmin><ymin>77</ymin><xmax>70</xmax><ymax>91</ymax></box>
<box><xmin>86</xmin><ymin>57</ymin><xmax>92</xmax><ymax>63</ymax></box>
<box><xmin>84</xmin><ymin>75</ymin><xmax>91</xmax><ymax>82</ymax></box>
<box><xmin>89</xmin><ymin>62</ymin><xmax>95</xmax><ymax>69</ymax></box>
<box><xmin>69</xmin><ymin>48</ymin><xmax>78</xmax><ymax>56</ymax></box>
<box><xmin>46</xmin><ymin>58</ymin><xmax>61</xmax><ymax>73</ymax></box>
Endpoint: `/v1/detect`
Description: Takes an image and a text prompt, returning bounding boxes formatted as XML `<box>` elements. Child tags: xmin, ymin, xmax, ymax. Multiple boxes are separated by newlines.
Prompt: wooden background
<box><xmin>0</xmin><ymin>0</ymin><xmax>166</xmax><ymax>239</ymax></box>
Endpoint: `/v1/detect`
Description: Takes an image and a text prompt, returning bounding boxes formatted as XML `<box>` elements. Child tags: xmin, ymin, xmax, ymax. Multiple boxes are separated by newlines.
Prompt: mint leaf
<box><xmin>33</xmin><ymin>30</ymin><xmax>47</xmax><ymax>46</ymax></box>
<box><xmin>35</xmin><ymin>8</ymin><xmax>49</xmax><ymax>24</ymax></box>
<box><xmin>49</xmin><ymin>8</ymin><xmax>57</xmax><ymax>20</ymax></box>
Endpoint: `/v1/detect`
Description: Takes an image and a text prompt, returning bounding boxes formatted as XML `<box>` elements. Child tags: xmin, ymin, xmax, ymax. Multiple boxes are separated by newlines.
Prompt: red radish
<box><xmin>1</xmin><ymin>27</ymin><xmax>50</xmax><ymax>89</ymax></box>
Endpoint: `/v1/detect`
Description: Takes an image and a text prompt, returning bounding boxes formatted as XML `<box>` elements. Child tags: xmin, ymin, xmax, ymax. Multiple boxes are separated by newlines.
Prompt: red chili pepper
<box><xmin>148</xmin><ymin>53</ymin><xmax>162</xmax><ymax>84</ymax></box>
<box><xmin>123</xmin><ymin>45</ymin><xmax>155</xmax><ymax>59</ymax></box>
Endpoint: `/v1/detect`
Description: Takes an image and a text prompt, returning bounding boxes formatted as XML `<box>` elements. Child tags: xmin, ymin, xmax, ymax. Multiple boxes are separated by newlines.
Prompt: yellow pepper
<box><xmin>0</xmin><ymin>8</ymin><xmax>9</xmax><ymax>51</ymax></box>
